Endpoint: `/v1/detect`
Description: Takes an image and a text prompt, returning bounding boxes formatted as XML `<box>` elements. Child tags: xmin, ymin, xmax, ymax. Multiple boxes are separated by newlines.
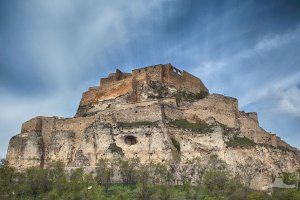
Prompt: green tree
<box><xmin>68</xmin><ymin>167</ymin><xmax>85</xmax><ymax>199</ymax></box>
<box><xmin>136</xmin><ymin>164</ymin><xmax>154</xmax><ymax>200</ymax></box>
<box><xmin>96</xmin><ymin>158</ymin><xmax>114</xmax><ymax>193</ymax></box>
<box><xmin>0</xmin><ymin>159</ymin><xmax>17</xmax><ymax>198</ymax></box>
<box><xmin>203</xmin><ymin>169</ymin><xmax>230</xmax><ymax>198</ymax></box>
<box><xmin>47</xmin><ymin>161</ymin><xmax>68</xmax><ymax>196</ymax></box>
<box><xmin>118</xmin><ymin>158</ymin><xmax>140</xmax><ymax>186</ymax></box>
<box><xmin>153</xmin><ymin>163</ymin><xmax>173</xmax><ymax>185</ymax></box>
<box><xmin>24</xmin><ymin>166</ymin><xmax>50</xmax><ymax>199</ymax></box>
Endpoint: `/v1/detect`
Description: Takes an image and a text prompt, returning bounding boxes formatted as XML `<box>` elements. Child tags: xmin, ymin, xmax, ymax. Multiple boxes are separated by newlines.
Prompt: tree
<box><xmin>153</xmin><ymin>163</ymin><xmax>173</xmax><ymax>185</ymax></box>
<box><xmin>47</xmin><ymin>161</ymin><xmax>68</xmax><ymax>196</ymax></box>
<box><xmin>25</xmin><ymin>166</ymin><xmax>50</xmax><ymax>199</ymax></box>
<box><xmin>118</xmin><ymin>158</ymin><xmax>140</xmax><ymax>186</ymax></box>
<box><xmin>136</xmin><ymin>164</ymin><xmax>154</xmax><ymax>200</ymax></box>
<box><xmin>203</xmin><ymin>169</ymin><xmax>230</xmax><ymax>198</ymax></box>
<box><xmin>96</xmin><ymin>158</ymin><xmax>113</xmax><ymax>193</ymax></box>
<box><xmin>68</xmin><ymin>167</ymin><xmax>85</xmax><ymax>198</ymax></box>
<box><xmin>0</xmin><ymin>159</ymin><xmax>17</xmax><ymax>198</ymax></box>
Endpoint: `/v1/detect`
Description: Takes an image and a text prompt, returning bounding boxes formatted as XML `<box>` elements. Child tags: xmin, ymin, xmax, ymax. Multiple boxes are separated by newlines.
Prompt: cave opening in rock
<box><xmin>124</xmin><ymin>135</ymin><xmax>137</xmax><ymax>145</ymax></box>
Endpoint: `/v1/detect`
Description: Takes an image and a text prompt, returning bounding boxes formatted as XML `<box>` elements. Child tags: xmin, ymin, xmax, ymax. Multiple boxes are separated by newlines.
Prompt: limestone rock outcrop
<box><xmin>6</xmin><ymin>63</ymin><xmax>300</xmax><ymax>190</ymax></box>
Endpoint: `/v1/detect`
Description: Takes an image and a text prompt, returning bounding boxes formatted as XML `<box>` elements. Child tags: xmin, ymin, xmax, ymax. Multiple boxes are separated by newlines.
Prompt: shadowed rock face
<box><xmin>6</xmin><ymin>64</ymin><xmax>300</xmax><ymax>190</ymax></box>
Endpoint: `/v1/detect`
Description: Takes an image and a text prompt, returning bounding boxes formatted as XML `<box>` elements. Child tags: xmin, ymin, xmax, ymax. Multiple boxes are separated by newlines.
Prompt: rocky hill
<box><xmin>6</xmin><ymin>63</ymin><xmax>300</xmax><ymax>190</ymax></box>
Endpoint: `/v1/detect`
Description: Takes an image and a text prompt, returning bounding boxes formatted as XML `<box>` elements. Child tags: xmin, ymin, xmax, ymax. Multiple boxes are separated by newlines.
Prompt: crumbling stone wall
<box><xmin>184</xmin><ymin>94</ymin><xmax>239</xmax><ymax>128</ymax></box>
<box><xmin>78</xmin><ymin>64</ymin><xmax>209</xmax><ymax>112</ymax></box>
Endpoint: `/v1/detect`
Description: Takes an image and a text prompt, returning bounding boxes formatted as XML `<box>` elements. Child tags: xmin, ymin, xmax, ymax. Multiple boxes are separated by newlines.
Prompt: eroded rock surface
<box><xmin>6</xmin><ymin>63</ymin><xmax>300</xmax><ymax>190</ymax></box>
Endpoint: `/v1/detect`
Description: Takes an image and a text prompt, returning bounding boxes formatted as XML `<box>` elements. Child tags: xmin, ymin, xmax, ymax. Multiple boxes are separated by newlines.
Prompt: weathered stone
<box><xmin>6</xmin><ymin>64</ymin><xmax>300</xmax><ymax>190</ymax></box>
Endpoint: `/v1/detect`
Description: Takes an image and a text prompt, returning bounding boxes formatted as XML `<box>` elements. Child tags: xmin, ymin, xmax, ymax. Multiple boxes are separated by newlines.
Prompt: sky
<box><xmin>0</xmin><ymin>0</ymin><xmax>300</xmax><ymax>158</ymax></box>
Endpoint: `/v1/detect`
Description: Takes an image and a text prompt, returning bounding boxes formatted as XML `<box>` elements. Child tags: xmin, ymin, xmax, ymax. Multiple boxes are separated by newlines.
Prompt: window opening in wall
<box><xmin>139</xmin><ymin>70</ymin><xmax>141</xmax><ymax>73</ymax></box>
<box><xmin>124</xmin><ymin>135</ymin><xmax>137</xmax><ymax>145</ymax></box>
<box><xmin>125</xmin><ymin>76</ymin><xmax>126</xmax><ymax>79</ymax></box>
<box><xmin>145</xmin><ymin>68</ymin><xmax>147</xmax><ymax>71</ymax></box>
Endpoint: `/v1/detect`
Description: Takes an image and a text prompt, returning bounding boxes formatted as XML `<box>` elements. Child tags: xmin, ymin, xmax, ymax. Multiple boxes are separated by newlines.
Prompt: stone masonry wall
<box><xmin>184</xmin><ymin>94</ymin><xmax>239</xmax><ymax>128</ymax></box>
<box><xmin>78</xmin><ymin>64</ymin><xmax>209</xmax><ymax>109</ymax></box>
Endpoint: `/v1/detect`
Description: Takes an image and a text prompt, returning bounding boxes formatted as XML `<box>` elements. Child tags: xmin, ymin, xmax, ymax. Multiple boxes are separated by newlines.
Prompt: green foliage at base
<box><xmin>1</xmin><ymin>159</ymin><xmax>299</xmax><ymax>200</ymax></box>
<box><xmin>117</xmin><ymin>121</ymin><xmax>158</xmax><ymax>128</ymax></box>
<box><xmin>281</xmin><ymin>172</ymin><xmax>298</xmax><ymax>185</ymax></box>
<box><xmin>272</xmin><ymin>188</ymin><xmax>300</xmax><ymax>200</ymax></box>
<box><xmin>247</xmin><ymin>191</ymin><xmax>271</xmax><ymax>200</ymax></box>
<box><xmin>226</xmin><ymin>136</ymin><xmax>256</xmax><ymax>148</ymax></box>
<box><xmin>108</xmin><ymin>143</ymin><xmax>124</xmax><ymax>156</ymax></box>
<box><xmin>170</xmin><ymin>118</ymin><xmax>213</xmax><ymax>133</ymax></box>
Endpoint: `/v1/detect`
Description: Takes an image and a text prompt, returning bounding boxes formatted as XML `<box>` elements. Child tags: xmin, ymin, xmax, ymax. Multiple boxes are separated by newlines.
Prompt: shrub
<box><xmin>149</xmin><ymin>81</ymin><xmax>169</xmax><ymax>98</ymax></box>
<box><xmin>117</xmin><ymin>121</ymin><xmax>158</xmax><ymax>128</ymax></box>
<box><xmin>171</xmin><ymin>137</ymin><xmax>180</xmax><ymax>152</ymax></box>
<box><xmin>174</xmin><ymin>91</ymin><xmax>208</xmax><ymax>105</ymax></box>
<box><xmin>118</xmin><ymin>158</ymin><xmax>140</xmax><ymax>185</ymax></box>
<box><xmin>108</xmin><ymin>143</ymin><xmax>124</xmax><ymax>156</ymax></box>
<box><xmin>247</xmin><ymin>191</ymin><xmax>271</xmax><ymax>200</ymax></box>
<box><xmin>272</xmin><ymin>188</ymin><xmax>300</xmax><ymax>200</ymax></box>
<box><xmin>203</xmin><ymin>170</ymin><xmax>230</xmax><ymax>197</ymax></box>
<box><xmin>96</xmin><ymin>158</ymin><xmax>113</xmax><ymax>193</ymax></box>
<box><xmin>226</xmin><ymin>136</ymin><xmax>256</xmax><ymax>148</ymax></box>
<box><xmin>170</xmin><ymin>118</ymin><xmax>213</xmax><ymax>133</ymax></box>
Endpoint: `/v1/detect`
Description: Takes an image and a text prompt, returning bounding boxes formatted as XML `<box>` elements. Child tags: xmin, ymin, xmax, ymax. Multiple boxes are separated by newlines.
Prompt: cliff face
<box><xmin>6</xmin><ymin>64</ymin><xmax>300</xmax><ymax>190</ymax></box>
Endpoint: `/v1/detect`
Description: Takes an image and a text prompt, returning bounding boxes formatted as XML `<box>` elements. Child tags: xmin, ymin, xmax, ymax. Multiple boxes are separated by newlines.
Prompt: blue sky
<box><xmin>1</xmin><ymin>0</ymin><xmax>300</xmax><ymax>158</ymax></box>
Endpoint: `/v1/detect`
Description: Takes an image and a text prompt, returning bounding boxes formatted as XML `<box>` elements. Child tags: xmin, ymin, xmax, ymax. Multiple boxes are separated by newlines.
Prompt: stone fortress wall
<box><xmin>79</xmin><ymin>64</ymin><xmax>209</xmax><ymax>107</ymax></box>
<box><xmin>8</xmin><ymin>63</ymin><xmax>298</xmax><ymax>172</ymax></box>
<box><xmin>184</xmin><ymin>94</ymin><xmax>293</xmax><ymax>150</ymax></box>
<box><xmin>21</xmin><ymin>93</ymin><xmax>293</xmax><ymax>155</ymax></box>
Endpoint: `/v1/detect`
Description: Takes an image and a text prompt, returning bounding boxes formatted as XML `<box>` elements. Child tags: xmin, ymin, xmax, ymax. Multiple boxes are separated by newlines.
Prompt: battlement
<box><xmin>99</xmin><ymin>63</ymin><xmax>208</xmax><ymax>93</ymax></box>
<box><xmin>78</xmin><ymin>64</ymin><xmax>209</xmax><ymax>112</ymax></box>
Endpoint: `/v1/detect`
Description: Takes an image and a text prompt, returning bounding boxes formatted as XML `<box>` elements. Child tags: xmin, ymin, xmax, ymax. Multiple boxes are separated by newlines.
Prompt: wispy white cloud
<box><xmin>278</xmin><ymin>87</ymin><xmax>300</xmax><ymax>117</ymax></box>
<box><xmin>0</xmin><ymin>0</ymin><xmax>169</xmax><ymax>157</ymax></box>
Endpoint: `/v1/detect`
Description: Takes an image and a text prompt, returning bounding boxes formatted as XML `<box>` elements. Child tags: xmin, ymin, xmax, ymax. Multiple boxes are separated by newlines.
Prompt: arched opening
<box><xmin>124</xmin><ymin>135</ymin><xmax>137</xmax><ymax>145</ymax></box>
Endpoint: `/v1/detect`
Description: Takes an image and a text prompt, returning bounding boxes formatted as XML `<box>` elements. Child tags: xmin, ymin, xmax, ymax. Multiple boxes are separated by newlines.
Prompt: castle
<box><xmin>78</xmin><ymin>64</ymin><xmax>208</xmax><ymax>115</ymax></box>
<box><xmin>6</xmin><ymin>63</ymin><xmax>300</xmax><ymax>190</ymax></box>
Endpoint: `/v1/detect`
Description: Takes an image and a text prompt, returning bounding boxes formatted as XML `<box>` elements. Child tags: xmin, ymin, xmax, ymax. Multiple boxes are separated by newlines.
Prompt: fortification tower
<box><xmin>78</xmin><ymin>64</ymin><xmax>208</xmax><ymax>111</ymax></box>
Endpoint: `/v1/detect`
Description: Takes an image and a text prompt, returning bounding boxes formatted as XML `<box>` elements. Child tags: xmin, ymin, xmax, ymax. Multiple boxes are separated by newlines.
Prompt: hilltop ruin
<box><xmin>6</xmin><ymin>63</ymin><xmax>300</xmax><ymax>190</ymax></box>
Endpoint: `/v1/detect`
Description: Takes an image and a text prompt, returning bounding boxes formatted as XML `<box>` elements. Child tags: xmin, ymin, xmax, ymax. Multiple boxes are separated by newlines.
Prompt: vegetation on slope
<box><xmin>117</xmin><ymin>121</ymin><xmax>158</xmax><ymax>128</ymax></box>
<box><xmin>170</xmin><ymin>118</ymin><xmax>213</xmax><ymax>133</ymax></box>
<box><xmin>171</xmin><ymin>137</ymin><xmax>180</xmax><ymax>152</ymax></box>
<box><xmin>226</xmin><ymin>136</ymin><xmax>256</xmax><ymax>148</ymax></box>
<box><xmin>0</xmin><ymin>159</ymin><xmax>299</xmax><ymax>200</ymax></box>
<box><xmin>108</xmin><ymin>142</ymin><xmax>124</xmax><ymax>156</ymax></box>
<box><xmin>173</xmin><ymin>90</ymin><xmax>208</xmax><ymax>105</ymax></box>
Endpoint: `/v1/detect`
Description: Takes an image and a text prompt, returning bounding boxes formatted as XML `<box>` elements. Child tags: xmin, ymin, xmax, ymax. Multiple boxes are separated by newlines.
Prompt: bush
<box><xmin>174</xmin><ymin>91</ymin><xmax>208</xmax><ymax>105</ymax></box>
<box><xmin>226</xmin><ymin>136</ymin><xmax>256</xmax><ymax>148</ymax></box>
<box><xmin>108</xmin><ymin>142</ymin><xmax>124</xmax><ymax>156</ymax></box>
<box><xmin>118</xmin><ymin>158</ymin><xmax>140</xmax><ymax>185</ymax></box>
<box><xmin>96</xmin><ymin>158</ymin><xmax>113</xmax><ymax>193</ymax></box>
<box><xmin>0</xmin><ymin>159</ymin><xmax>16</xmax><ymax>197</ymax></box>
<box><xmin>117</xmin><ymin>121</ymin><xmax>158</xmax><ymax>128</ymax></box>
<box><xmin>170</xmin><ymin>118</ymin><xmax>213</xmax><ymax>133</ymax></box>
<box><xmin>203</xmin><ymin>170</ymin><xmax>230</xmax><ymax>197</ymax></box>
<box><xmin>247</xmin><ymin>191</ymin><xmax>271</xmax><ymax>200</ymax></box>
<box><xmin>171</xmin><ymin>137</ymin><xmax>180</xmax><ymax>152</ymax></box>
<box><xmin>272</xmin><ymin>188</ymin><xmax>300</xmax><ymax>200</ymax></box>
